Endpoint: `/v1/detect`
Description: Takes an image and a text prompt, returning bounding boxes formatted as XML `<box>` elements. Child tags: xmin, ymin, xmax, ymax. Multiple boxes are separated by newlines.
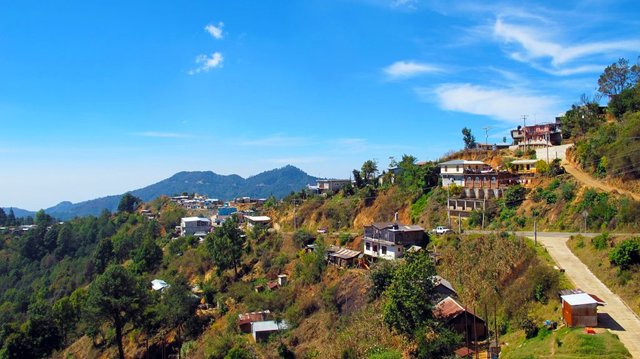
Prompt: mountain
<box><xmin>13</xmin><ymin>165</ymin><xmax>317</xmax><ymax>220</ymax></box>
<box><xmin>1</xmin><ymin>207</ymin><xmax>36</xmax><ymax>219</ymax></box>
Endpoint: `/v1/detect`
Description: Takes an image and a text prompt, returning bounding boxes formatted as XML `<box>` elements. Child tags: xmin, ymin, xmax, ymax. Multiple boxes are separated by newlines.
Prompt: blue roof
<box><xmin>218</xmin><ymin>207</ymin><xmax>237</xmax><ymax>216</ymax></box>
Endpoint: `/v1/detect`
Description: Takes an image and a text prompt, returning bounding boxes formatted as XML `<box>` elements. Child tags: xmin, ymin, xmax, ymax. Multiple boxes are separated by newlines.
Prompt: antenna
<box><xmin>521</xmin><ymin>115</ymin><xmax>528</xmax><ymax>151</ymax></box>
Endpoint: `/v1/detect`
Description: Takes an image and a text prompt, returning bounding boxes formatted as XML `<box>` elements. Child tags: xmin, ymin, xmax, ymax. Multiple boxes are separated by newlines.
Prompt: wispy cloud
<box><xmin>204</xmin><ymin>22</ymin><xmax>224</xmax><ymax>39</ymax></box>
<box><xmin>132</xmin><ymin>132</ymin><xmax>192</xmax><ymax>138</ymax></box>
<box><xmin>420</xmin><ymin>83</ymin><xmax>560</xmax><ymax>123</ymax></box>
<box><xmin>390</xmin><ymin>0</ymin><xmax>419</xmax><ymax>9</ymax></box>
<box><xmin>383</xmin><ymin>60</ymin><xmax>444</xmax><ymax>79</ymax></box>
<box><xmin>241</xmin><ymin>134</ymin><xmax>309</xmax><ymax>147</ymax></box>
<box><xmin>189</xmin><ymin>52</ymin><xmax>224</xmax><ymax>75</ymax></box>
<box><xmin>493</xmin><ymin>16</ymin><xmax>640</xmax><ymax>75</ymax></box>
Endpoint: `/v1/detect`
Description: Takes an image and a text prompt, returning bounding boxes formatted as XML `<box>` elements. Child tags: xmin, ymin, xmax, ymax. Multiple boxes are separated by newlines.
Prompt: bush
<box><xmin>591</xmin><ymin>232</ymin><xmax>610</xmax><ymax>250</ymax></box>
<box><xmin>609</xmin><ymin>238</ymin><xmax>640</xmax><ymax>269</ymax></box>
<box><xmin>339</xmin><ymin>232</ymin><xmax>352</xmax><ymax>246</ymax></box>
<box><xmin>293</xmin><ymin>229</ymin><xmax>315</xmax><ymax>248</ymax></box>
<box><xmin>536</xmin><ymin>160</ymin><xmax>549</xmax><ymax>174</ymax></box>
<box><xmin>560</xmin><ymin>182</ymin><xmax>576</xmax><ymax>201</ymax></box>
<box><xmin>518</xmin><ymin>317</ymin><xmax>539</xmax><ymax>339</ymax></box>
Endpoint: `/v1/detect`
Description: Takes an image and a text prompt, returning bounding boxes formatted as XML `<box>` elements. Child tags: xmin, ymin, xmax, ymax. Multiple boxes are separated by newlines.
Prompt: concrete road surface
<box><xmin>532</xmin><ymin>234</ymin><xmax>640</xmax><ymax>358</ymax></box>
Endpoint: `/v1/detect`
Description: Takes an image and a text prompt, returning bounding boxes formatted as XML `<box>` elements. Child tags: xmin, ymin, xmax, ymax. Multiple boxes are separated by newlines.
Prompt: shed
<box><xmin>251</xmin><ymin>320</ymin><xmax>289</xmax><ymax>342</ymax></box>
<box><xmin>151</xmin><ymin>279</ymin><xmax>170</xmax><ymax>291</ymax></box>
<box><xmin>433</xmin><ymin>296</ymin><xmax>487</xmax><ymax>340</ymax></box>
<box><xmin>432</xmin><ymin>275</ymin><xmax>458</xmax><ymax>299</ymax></box>
<box><xmin>238</xmin><ymin>310</ymin><xmax>270</xmax><ymax>333</ymax></box>
<box><xmin>327</xmin><ymin>246</ymin><xmax>362</xmax><ymax>267</ymax></box>
<box><xmin>561</xmin><ymin>293</ymin><xmax>604</xmax><ymax>327</ymax></box>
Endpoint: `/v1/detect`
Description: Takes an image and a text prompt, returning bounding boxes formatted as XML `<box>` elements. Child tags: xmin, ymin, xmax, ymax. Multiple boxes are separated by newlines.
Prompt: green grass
<box><xmin>502</xmin><ymin>327</ymin><xmax>631</xmax><ymax>359</ymax></box>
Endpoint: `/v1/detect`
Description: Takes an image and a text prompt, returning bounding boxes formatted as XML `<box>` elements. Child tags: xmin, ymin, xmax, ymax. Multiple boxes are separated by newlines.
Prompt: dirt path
<box><xmin>534</xmin><ymin>234</ymin><xmax>640</xmax><ymax>358</ymax></box>
<box><xmin>563</xmin><ymin>159</ymin><xmax>640</xmax><ymax>201</ymax></box>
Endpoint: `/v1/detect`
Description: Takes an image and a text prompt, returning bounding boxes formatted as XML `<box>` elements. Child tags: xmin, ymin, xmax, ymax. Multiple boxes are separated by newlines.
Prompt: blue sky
<box><xmin>1</xmin><ymin>0</ymin><xmax>639</xmax><ymax>210</ymax></box>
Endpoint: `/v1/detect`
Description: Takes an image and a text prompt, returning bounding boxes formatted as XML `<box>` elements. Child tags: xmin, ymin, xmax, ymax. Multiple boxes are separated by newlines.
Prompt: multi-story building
<box><xmin>438</xmin><ymin>160</ymin><xmax>493</xmax><ymax>188</ymax></box>
<box><xmin>180</xmin><ymin>217</ymin><xmax>211</xmax><ymax>237</ymax></box>
<box><xmin>363</xmin><ymin>222</ymin><xmax>425</xmax><ymax>260</ymax></box>
<box><xmin>511</xmin><ymin>122</ymin><xmax>562</xmax><ymax>149</ymax></box>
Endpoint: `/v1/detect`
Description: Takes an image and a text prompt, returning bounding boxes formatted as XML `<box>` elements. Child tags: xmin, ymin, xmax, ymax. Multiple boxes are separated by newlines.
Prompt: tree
<box><xmin>131</xmin><ymin>237</ymin><xmax>163</xmax><ymax>274</ymax></box>
<box><xmin>117</xmin><ymin>193</ymin><xmax>142</xmax><ymax>213</ymax></box>
<box><xmin>206</xmin><ymin>217</ymin><xmax>245</xmax><ymax>276</ymax></box>
<box><xmin>462</xmin><ymin>127</ymin><xmax>476</xmax><ymax>149</ymax></box>
<box><xmin>55</xmin><ymin>224</ymin><xmax>76</xmax><ymax>259</ymax></box>
<box><xmin>598</xmin><ymin>57</ymin><xmax>640</xmax><ymax>97</ymax></box>
<box><xmin>91</xmin><ymin>238</ymin><xmax>114</xmax><ymax>276</ymax></box>
<box><xmin>361</xmin><ymin>160</ymin><xmax>379</xmax><ymax>183</ymax></box>
<box><xmin>608</xmin><ymin>83</ymin><xmax>640</xmax><ymax>119</ymax></box>
<box><xmin>383</xmin><ymin>251</ymin><xmax>438</xmax><ymax>336</ymax></box>
<box><xmin>352</xmin><ymin>169</ymin><xmax>364</xmax><ymax>189</ymax></box>
<box><xmin>34</xmin><ymin>209</ymin><xmax>53</xmax><ymax>226</ymax></box>
<box><xmin>84</xmin><ymin>265</ymin><xmax>148</xmax><ymax>359</ymax></box>
<box><xmin>0</xmin><ymin>208</ymin><xmax>6</xmax><ymax>226</ymax></box>
<box><xmin>6</xmin><ymin>208</ymin><xmax>16</xmax><ymax>226</ymax></box>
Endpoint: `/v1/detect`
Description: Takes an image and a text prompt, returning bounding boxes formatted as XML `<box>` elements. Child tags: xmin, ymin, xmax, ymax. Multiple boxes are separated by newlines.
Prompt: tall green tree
<box><xmin>0</xmin><ymin>208</ymin><xmax>6</xmax><ymax>226</ymax></box>
<box><xmin>361</xmin><ymin>160</ymin><xmax>379</xmax><ymax>183</ymax></box>
<box><xmin>206</xmin><ymin>217</ymin><xmax>245</xmax><ymax>276</ymax></box>
<box><xmin>132</xmin><ymin>237</ymin><xmax>163</xmax><ymax>274</ymax></box>
<box><xmin>117</xmin><ymin>193</ymin><xmax>142</xmax><ymax>213</ymax></box>
<box><xmin>462</xmin><ymin>127</ymin><xmax>476</xmax><ymax>149</ymax></box>
<box><xmin>598</xmin><ymin>57</ymin><xmax>640</xmax><ymax>97</ymax></box>
<box><xmin>352</xmin><ymin>169</ymin><xmax>364</xmax><ymax>189</ymax></box>
<box><xmin>6</xmin><ymin>208</ymin><xmax>16</xmax><ymax>226</ymax></box>
<box><xmin>84</xmin><ymin>265</ymin><xmax>149</xmax><ymax>359</ymax></box>
<box><xmin>383</xmin><ymin>250</ymin><xmax>438</xmax><ymax>336</ymax></box>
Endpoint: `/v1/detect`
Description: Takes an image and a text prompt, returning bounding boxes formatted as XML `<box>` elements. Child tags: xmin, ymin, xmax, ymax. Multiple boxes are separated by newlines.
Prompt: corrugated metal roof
<box><xmin>251</xmin><ymin>320</ymin><xmax>289</xmax><ymax>333</ymax></box>
<box><xmin>182</xmin><ymin>216</ymin><xmax>210</xmax><ymax>222</ymax></box>
<box><xmin>238</xmin><ymin>311</ymin><xmax>270</xmax><ymax>325</ymax></box>
<box><xmin>561</xmin><ymin>293</ymin><xmax>599</xmax><ymax>306</ymax></box>
<box><xmin>433</xmin><ymin>296</ymin><xmax>478</xmax><ymax>321</ymax></box>
<box><xmin>329</xmin><ymin>247</ymin><xmax>362</xmax><ymax>260</ymax></box>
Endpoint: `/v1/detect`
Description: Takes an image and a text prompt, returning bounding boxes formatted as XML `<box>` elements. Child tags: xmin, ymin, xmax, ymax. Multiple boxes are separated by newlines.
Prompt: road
<box><xmin>530</xmin><ymin>233</ymin><xmax>640</xmax><ymax>358</ymax></box>
<box><xmin>563</xmin><ymin>159</ymin><xmax>640</xmax><ymax>202</ymax></box>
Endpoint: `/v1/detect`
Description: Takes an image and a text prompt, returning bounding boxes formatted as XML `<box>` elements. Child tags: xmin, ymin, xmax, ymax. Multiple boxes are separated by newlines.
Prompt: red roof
<box><xmin>454</xmin><ymin>347</ymin><xmax>475</xmax><ymax>357</ymax></box>
<box><xmin>238</xmin><ymin>311</ymin><xmax>269</xmax><ymax>325</ymax></box>
<box><xmin>433</xmin><ymin>296</ymin><xmax>479</xmax><ymax>321</ymax></box>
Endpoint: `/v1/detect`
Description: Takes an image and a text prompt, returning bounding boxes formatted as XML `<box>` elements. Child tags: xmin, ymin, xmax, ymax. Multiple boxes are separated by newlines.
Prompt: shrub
<box><xmin>609</xmin><ymin>238</ymin><xmax>640</xmax><ymax>269</ymax></box>
<box><xmin>591</xmin><ymin>232</ymin><xmax>610</xmax><ymax>250</ymax></box>
<box><xmin>536</xmin><ymin>160</ymin><xmax>549</xmax><ymax>174</ymax></box>
<box><xmin>339</xmin><ymin>232</ymin><xmax>352</xmax><ymax>246</ymax></box>
<box><xmin>293</xmin><ymin>229</ymin><xmax>315</xmax><ymax>248</ymax></box>
<box><xmin>560</xmin><ymin>182</ymin><xmax>576</xmax><ymax>201</ymax></box>
<box><xmin>369</xmin><ymin>261</ymin><xmax>396</xmax><ymax>301</ymax></box>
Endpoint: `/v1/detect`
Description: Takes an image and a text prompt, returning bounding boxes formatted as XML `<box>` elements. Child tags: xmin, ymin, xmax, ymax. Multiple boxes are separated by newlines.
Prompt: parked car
<box><xmin>432</xmin><ymin>226</ymin><xmax>453</xmax><ymax>235</ymax></box>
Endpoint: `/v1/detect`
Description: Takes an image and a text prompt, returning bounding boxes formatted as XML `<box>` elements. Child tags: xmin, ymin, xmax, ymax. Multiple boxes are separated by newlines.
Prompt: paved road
<box><xmin>532</xmin><ymin>234</ymin><xmax>640</xmax><ymax>358</ymax></box>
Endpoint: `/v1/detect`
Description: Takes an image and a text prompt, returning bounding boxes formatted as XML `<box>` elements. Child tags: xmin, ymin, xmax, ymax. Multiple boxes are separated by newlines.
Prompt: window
<box><xmin>365</xmin><ymin>242</ymin><xmax>371</xmax><ymax>251</ymax></box>
<box><xmin>373</xmin><ymin>245</ymin><xmax>378</xmax><ymax>252</ymax></box>
<box><xmin>382</xmin><ymin>246</ymin><xmax>387</xmax><ymax>255</ymax></box>
<box><xmin>456</xmin><ymin>165</ymin><xmax>459</xmax><ymax>171</ymax></box>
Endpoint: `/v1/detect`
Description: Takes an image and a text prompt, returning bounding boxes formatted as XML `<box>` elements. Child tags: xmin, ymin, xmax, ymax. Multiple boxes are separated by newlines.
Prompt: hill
<box><xmin>8</xmin><ymin>165</ymin><xmax>317</xmax><ymax>220</ymax></box>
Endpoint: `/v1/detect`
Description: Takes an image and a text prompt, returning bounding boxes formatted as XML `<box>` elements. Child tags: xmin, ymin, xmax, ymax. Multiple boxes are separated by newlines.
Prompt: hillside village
<box><xmin>1</xmin><ymin>61</ymin><xmax>640</xmax><ymax>359</ymax></box>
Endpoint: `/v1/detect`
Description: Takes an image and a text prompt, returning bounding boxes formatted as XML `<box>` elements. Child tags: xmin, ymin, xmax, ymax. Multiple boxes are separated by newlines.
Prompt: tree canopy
<box><xmin>462</xmin><ymin>127</ymin><xmax>476</xmax><ymax>149</ymax></box>
<box><xmin>598</xmin><ymin>57</ymin><xmax>640</xmax><ymax>97</ymax></box>
<box><xmin>206</xmin><ymin>216</ymin><xmax>245</xmax><ymax>276</ymax></box>
<box><xmin>117</xmin><ymin>193</ymin><xmax>142</xmax><ymax>213</ymax></box>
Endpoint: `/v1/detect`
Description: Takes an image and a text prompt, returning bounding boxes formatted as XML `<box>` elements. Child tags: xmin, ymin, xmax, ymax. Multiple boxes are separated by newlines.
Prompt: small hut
<box><xmin>560</xmin><ymin>293</ymin><xmax>605</xmax><ymax>327</ymax></box>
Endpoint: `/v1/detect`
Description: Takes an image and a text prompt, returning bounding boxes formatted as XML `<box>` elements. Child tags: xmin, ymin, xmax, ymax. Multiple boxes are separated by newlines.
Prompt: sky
<box><xmin>1</xmin><ymin>0</ymin><xmax>639</xmax><ymax>210</ymax></box>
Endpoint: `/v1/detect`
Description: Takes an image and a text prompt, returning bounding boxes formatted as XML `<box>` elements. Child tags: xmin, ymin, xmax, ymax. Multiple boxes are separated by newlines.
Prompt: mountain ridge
<box><xmin>3</xmin><ymin>165</ymin><xmax>318</xmax><ymax>220</ymax></box>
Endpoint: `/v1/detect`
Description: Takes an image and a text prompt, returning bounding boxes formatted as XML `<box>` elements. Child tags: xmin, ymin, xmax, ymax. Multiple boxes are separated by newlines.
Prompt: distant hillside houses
<box><xmin>308</xmin><ymin>178</ymin><xmax>352</xmax><ymax>194</ymax></box>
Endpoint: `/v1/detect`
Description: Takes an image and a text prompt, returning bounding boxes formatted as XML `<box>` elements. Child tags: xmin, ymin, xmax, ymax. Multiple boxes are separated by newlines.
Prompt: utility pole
<box><xmin>482</xmin><ymin>199</ymin><xmax>486</xmax><ymax>230</ymax></box>
<box><xmin>546</xmin><ymin>132</ymin><xmax>550</xmax><ymax>163</ymax></box>
<box><xmin>458</xmin><ymin>212</ymin><xmax>462</xmax><ymax>234</ymax></box>
<box><xmin>482</xmin><ymin>126</ymin><xmax>490</xmax><ymax>149</ymax></box>
<box><xmin>534</xmin><ymin>218</ymin><xmax>537</xmax><ymax>246</ymax></box>
<box><xmin>447</xmin><ymin>187</ymin><xmax>452</xmax><ymax>228</ymax></box>
<box><xmin>521</xmin><ymin>115</ymin><xmax>528</xmax><ymax>152</ymax></box>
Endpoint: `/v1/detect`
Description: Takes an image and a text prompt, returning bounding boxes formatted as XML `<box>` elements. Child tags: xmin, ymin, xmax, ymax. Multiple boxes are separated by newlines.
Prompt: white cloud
<box><xmin>390</xmin><ymin>0</ymin><xmax>418</xmax><ymax>9</ymax></box>
<box><xmin>204</xmin><ymin>22</ymin><xmax>224</xmax><ymax>39</ymax></box>
<box><xmin>421</xmin><ymin>83</ymin><xmax>560</xmax><ymax>123</ymax></box>
<box><xmin>493</xmin><ymin>16</ymin><xmax>640</xmax><ymax>74</ymax></box>
<box><xmin>133</xmin><ymin>132</ymin><xmax>192</xmax><ymax>138</ymax></box>
<box><xmin>189</xmin><ymin>52</ymin><xmax>224</xmax><ymax>74</ymax></box>
<box><xmin>383</xmin><ymin>61</ymin><xmax>443</xmax><ymax>79</ymax></box>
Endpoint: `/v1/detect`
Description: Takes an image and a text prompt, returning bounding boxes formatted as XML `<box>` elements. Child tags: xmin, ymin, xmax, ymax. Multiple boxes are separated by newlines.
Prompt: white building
<box><xmin>438</xmin><ymin>160</ymin><xmax>492</xmax><ymax>187</ymax></box>
<box><xmin>363</xmin><ymin>222</ymin><xmax>425</xmax><ymax>260</ymax></box>
<box><xmin>309</xmin><ymin>179</ymin><xmax>352</xmax><ymax>194</ymax></box>
<box><xmin>244</xmin><ymin>215</ymin><xmax>271</xmax><ymax>228</ymax></box>
<box><xmin>180</xmin><ymin>217</ymin><xmax>211</xmax><ymax>237</ymax></box>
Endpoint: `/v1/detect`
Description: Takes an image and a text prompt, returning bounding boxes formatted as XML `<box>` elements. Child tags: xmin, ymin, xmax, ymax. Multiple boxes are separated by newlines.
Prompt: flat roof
<box><xmin>510</xmin><ymin>159</ymin><xmax>538</xmax><ymax>164</ymax></box>
<box><xmin>252</xmin><ymin>320</ymin><xmax>289</xmax><ymax>332</ymax></box>
<box><xmin>245</xmin><ymin>215</ymin><xmax>271</xmax><ymax>222</ymax></box>
<box><xmin>182</xmin><ymin>216</ymin><xmax>211</xmax><ymax>222</ymax></box>
<box><xmin>438</xmin><ymin>160</ymin><xmax>488</xmax><ymax>166</ymax></box>
<box><xmin>561</xmin><ymin>293</ymin><xmax>599</xmax><ymax>306</ymax></box>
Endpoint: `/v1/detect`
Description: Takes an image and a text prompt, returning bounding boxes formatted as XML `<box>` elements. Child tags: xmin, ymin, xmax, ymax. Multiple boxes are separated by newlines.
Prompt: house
<box><xmin>509</xmin><ymin>159</ymin><xmax>538</xmax><ymax>175</ymax></box>
<box><xmin>461</xmin><ymin>171</ymin><xmax>519</xmax><ymax>199</ymax></box>
<box><xmin>560</xmin><ymin>293</ymin><xmax>605</xmax><ymax>327</ymax></box>
<box><xmin>433</xmin><ymin>296</ymin><xmax>487</xmax><ymax>341</ymax></box>
<box><xmin>438</xmin><ymin>160</ymin><xmax>493</xmax><ymax>188</ymax></box>
<box><xmin>244</xmin><ymin>215</ymin><xmax>271</xmax><ymax>228</ymax></box>
<box><xmin>151</xmin><ymin>279</ymin><xmax>170</xmax><ymax>291</ymax></box>
<box><xmin>251</xmin><ymin>320</ymin><xmax>289</xmax><ymax>342</ymax></box>
<box><xmin>363</xmin><ymin>222</ymin><xmax>425</xmax><ymax>260</ymax></box>
<box><xmin>311</xmin><ymin>179</ymin><xmax>351</xmax><ymax>194</ymax></box>
<box><xmin>238</xmin><ymin>310</ymin><xmax>270</xmax><ymax>333</ymax></box>
<box><xmin>511</xmin><ymin>122</ymin><xmax>562</xmax><ymax>149</ymax></box>
<box><xmin>326</xmin><ymin>245</ymin><xmax>362</xmax><ymax>267</ymax></box>
<box><xmin>180</xmin><ymin>217</ymin><xmax>211</xmax><ymax>237</ymax></box>
<box><xmin>432</xmin><ymin>275</ymin><xmax>458</xmax><ymax>300</ymax></box>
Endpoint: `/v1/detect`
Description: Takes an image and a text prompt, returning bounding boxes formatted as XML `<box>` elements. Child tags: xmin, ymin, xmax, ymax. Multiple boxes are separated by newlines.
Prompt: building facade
<box><xmin>363</xmin><ymin>222</ymin><xmax>425</xmax><ymax>260</ymax></box>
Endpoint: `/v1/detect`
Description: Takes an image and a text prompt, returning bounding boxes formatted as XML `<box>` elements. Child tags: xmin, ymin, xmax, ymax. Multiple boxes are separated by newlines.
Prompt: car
<box><xmin>432</xmin><ymin>226</ymin><xmax>453</xmax><ymax>235</ymax></box>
